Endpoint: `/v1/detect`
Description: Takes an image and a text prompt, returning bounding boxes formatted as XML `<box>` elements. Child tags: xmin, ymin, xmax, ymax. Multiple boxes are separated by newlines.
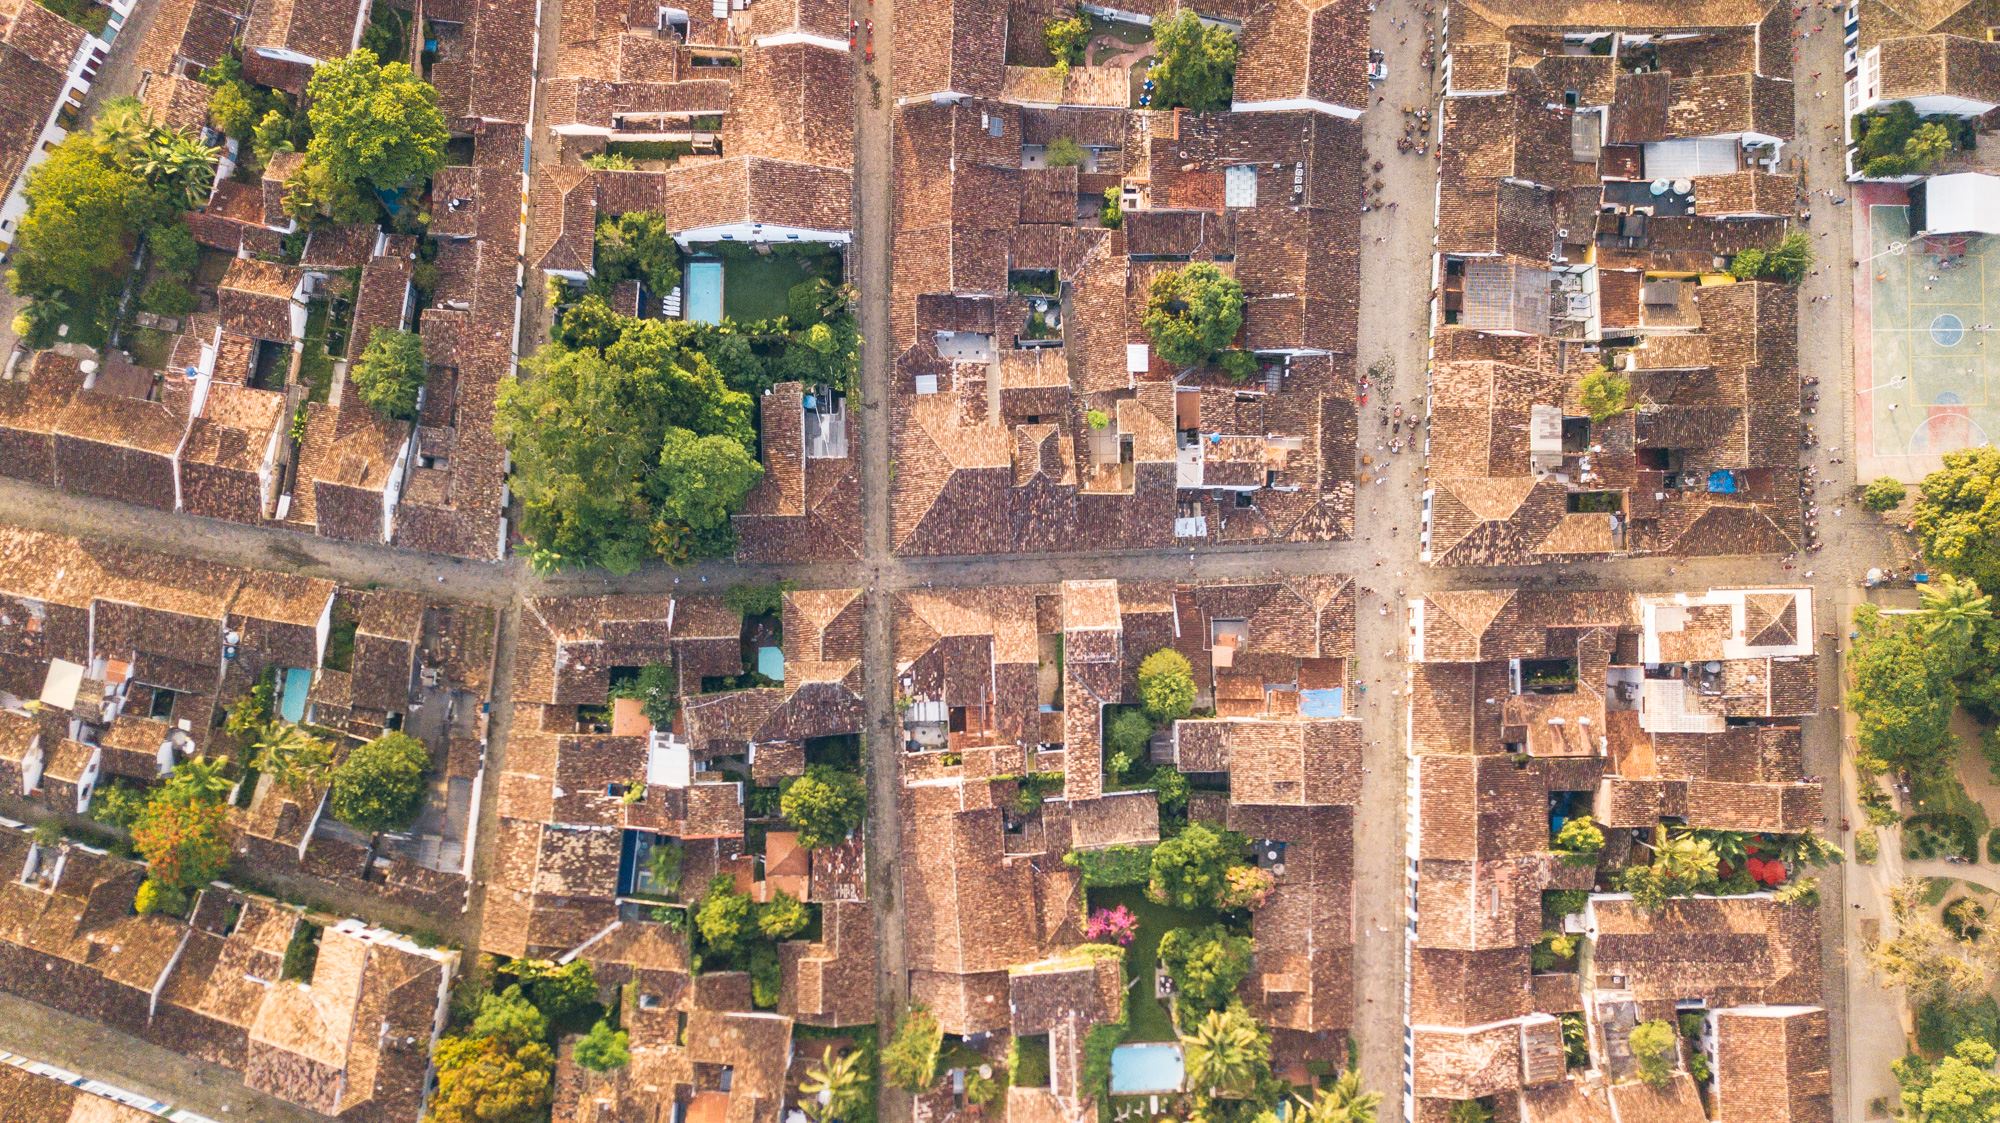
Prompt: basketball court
<box><xmin>1857</xmin><ymin>193</ymin><xmax>2000</xmax><ymax>481</ymax></box>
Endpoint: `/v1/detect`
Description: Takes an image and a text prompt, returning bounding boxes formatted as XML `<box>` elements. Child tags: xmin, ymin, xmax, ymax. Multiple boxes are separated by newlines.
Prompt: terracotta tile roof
<box><xmin>1711</xmin><ymin>1006</ymin><xmax>1832</xmax><ymax>1123</ymax></box>
<box><xmin>242</xmin><ymin>0</ymin><xmax>363</xmax><ymax>62</ymax></box>
<box><xmin>1232</xmin><ymin>0</ymin><xmax>1370</xmax><ymax>112</ymax></box>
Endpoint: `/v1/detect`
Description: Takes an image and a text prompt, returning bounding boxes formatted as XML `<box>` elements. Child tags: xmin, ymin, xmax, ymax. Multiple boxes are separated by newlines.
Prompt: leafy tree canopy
<box><xmin>428</xmin><ymin>1034</ymin><xmax>555</xmax><ymax>1123</ymax></box>
<box><xmin>1918</xmin><ymin>447</ymin><xmax>2000</xmax><ymax>591</ymax></box>
<box><xmin>1849</xmin><ymin>605</ymin><xmax>1962</xmax><ymax>776</ymax></box>
<box><xmin>1866</xmin><ymin>477</ymin><xmax>1910</xmax><ymax>512</ymax></box>
<box><xmin>1138</xmin><ymin>647</ymin><xmax>1199</xmax><ymax>723</ymax></box>
<box><xmin>881</xmin><ymin>1006</ymin><xmax>943</xmax><ymax>1092</ymax></box>
<box><xmin>303</xmin><ymin>50</ymin><xmax>448</xmax><ymax>197</ymax></box>
<box><xmin>1148</xmin><ymin>11</ymin><xmax>1239</xmax><ymax>111</ymax></box>
<box><xmin>1898</xmin><ymin>1038</ymin><xmax>2000</xmax><ymax>1123</ymax></box>
<box><xmin>1578</xmin><ymin>368</ymin><xmax>1630</xmax><ymax>423</ymax></box>
<box><xmin>1148</xmin><ymin>822</ymin><xmax>1246</xmax><ymax>910</ymax></box>
<box><xmin>132</xmin><ymin>795</ymin><xmax>232</xmax><ymax>891</ymax></box>
<box><xmin>351</xmin><ymin>328</ymin><xmax>428</xmax><ymax>418</ymax></box>
<box><xmin>1045</xmin><ymin>11</ymin><xmax>1089</xmax><ymax>65</ymax></box>
<box><xmin>495</xmin><ymin>317</ymin><xmax>758</xmax><ymax>573</ymax></box>
<box><xmin>8</xmin><ymin>136</ymin><xmax>151</xmax><ymax>300</ymax></box>
<box><xmin>1142</xmin><ymin>262</ymin><xmax>1244</xmax><ymax>367</ymax></box>
<box><xmin>1628</xmin><ymin>1020</ymin><xmax>1678</xmax><ymax>1088</ymax></box>
<box><xmin>596</xmin><ymin>211</ymin><xmax>682</xmax><ymax>294</ymax></box>
<box><xmin>574</xmin><ymin>1020</ymin><xmax>630</xmax><ymax>1071</ymax></box>
<box><xmin>329</xmin><ymin>730</ymin><xmax>430</xmax><ymax>833</ymax></box>
<box><xmin>695</xmin><ymin>875</ymin><xmax>756</xmax><ymax>956</ymax></box>
<box><xmin>1158</xmin><ymin>924</ymin><xmax>1254</xmax><ymax>1016</ymax></box>
<box><xmin>780</xmin><ymin>766</ymin><xmax>867</xmax><ymax>850</ymax></box>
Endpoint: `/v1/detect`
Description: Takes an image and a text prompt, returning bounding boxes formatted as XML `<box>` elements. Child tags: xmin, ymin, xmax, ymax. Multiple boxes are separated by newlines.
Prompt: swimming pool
<box><xmin>1109</xmin><ymin>1043</ymin><xmax>1184</xmax><ymax>1094</ymax></box>
<box><xmin>279</xmin><ymin>666</ymin><xmax>311</xmax><ymax>724</ymax></box>
<box><xmin>756</xmin><ymin>645</ymin><xmax>784</xmax><ymax>682</ymax></box>
<box><xmin>685</xmin><ymin>260</ymin><xmax>723</xmax><ymax>324</ymax></box>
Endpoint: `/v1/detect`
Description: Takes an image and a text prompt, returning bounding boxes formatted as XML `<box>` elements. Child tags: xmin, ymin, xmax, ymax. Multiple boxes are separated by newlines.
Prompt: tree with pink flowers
<box><xmin>1084</xmin><ymin>904</ymin><xmax>1139</xmax><ymax>946</ymax></box>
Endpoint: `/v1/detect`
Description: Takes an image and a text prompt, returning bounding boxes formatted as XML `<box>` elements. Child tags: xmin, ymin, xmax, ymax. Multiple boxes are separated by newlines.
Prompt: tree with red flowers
<box><xmin>131</xmin><ymin>795</ymin><xmax>231</xmax><ymax>891</ymax></box>
<box><xmin>1084</xmin><ymin>905</ymin><xmax>1139</xmax><ymax>946</ymax></box>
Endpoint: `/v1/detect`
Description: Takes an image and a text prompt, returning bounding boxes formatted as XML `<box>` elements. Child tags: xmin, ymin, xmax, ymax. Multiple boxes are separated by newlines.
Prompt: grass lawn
<box><xmin>1088</xmin><ymin>886</ymin><xmax>1218</xmax><ymax>1043</ymax></box>
<box><xmin>715</xmin><ymin>247</ymin><xmax>841</xmax><ymax>323</ymax></box>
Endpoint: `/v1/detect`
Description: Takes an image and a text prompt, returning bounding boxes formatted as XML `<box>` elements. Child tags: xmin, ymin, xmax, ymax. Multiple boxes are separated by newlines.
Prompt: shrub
<box><xmin>1083</xmin><ymin>905</ymin><xmax>1139</xmax><ymax>945</ymax></box>
<box><xmin>1066</xmin><ymin>843</ymin><xmax>1154</xmax><ymax>887</ymax></box>
<box><xmin>574</xmin><ymin>1019</ymin><xmax>630</xmax><ymax>1071</ymax></box>
<box><xmin>1544</xmin><ymin>889</ymin><xmax>1589</xmax><ymax>921</ymax></box>
<box><xmin>1856</xmin><ymin>828</ymin><xmax>1880</xmax><ymax>864</ymax></box>
<box><xmin>1219</xmin><ymin>349</ymin><xmax>1258</xmax><ymax>383</ymax></box>
<box><xmin>1153</xmin><ymin>768</ymin><xmax>1190</xmax><ymax>816</ymax></box>
<box><xmin>1553</xmin><ymin>815</ymin><xmax>1604</xmax><ymax>866</ymax></box>
<box><xmin>1865</xmin><ymin>477</ymin><xmax>1909</xmax><ymax>512</ymax></box>
<box><xmin>1100</xmin><ymin>186</ymin><xmax>1122</xmax><ymax>228</ymax></box>
<box><xmin>1044</xmin><ymin>136</ymin><xmax>1085</xmax><ymax>167</ymax></box>
<box><xmin>1137</xmin><ymin>648</ymin><xmax>1198</xmax><ymax>722</ymax></box>
<box><xmin>749</xmin><ymin>942</ymin><xmax>780</xmax><ymax>1008</ymax></box>
<box><xmin>1219</xmin><ymin>864</ymin><xmax>1275</xmax><ymax>910</ymax></box>
<box><xmin>881</xmin><ymin>1006</ymin><xmax>943</xmax><ymax>1092</ymax></box>
<box><xmin>1105</xmin><ymin>709</ymin><xmax>1154</xmax><ymax>762</ymax></box>
<box><xmin>594</xmin><ymin>211</ymin><xmax>681</xmax><ymax>294</ymax></box>
<box><xmin>1086</xmin><ymin>408</ymin><xmax>1110</xmax><ymax>430</ymax></box>
<box><xmin>132</xmin><ymin>794</ymin><xmax>231</xmax><ymax>890</ymax></box>
<box><xmin>694</xmin><ymin>875</ymin><xmax>755</xmax><ymax>957</ymax></box>
<box><xmin>1531</xmin><ymin>930</ymin><xmax>1578</xmax><ymax>971</ymax></box>
<box><xmin>139</xmin><ymin>278</ymin><xmax>198</xmax><ymax>317</ymax></box>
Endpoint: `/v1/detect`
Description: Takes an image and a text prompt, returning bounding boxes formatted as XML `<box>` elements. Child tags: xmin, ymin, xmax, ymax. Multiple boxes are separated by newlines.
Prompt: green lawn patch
<box><xmin>1087</xmin><ymin>885</ymin><xmax>1217</xmax><ymax>1043</ymax></box>
<box><xmin>707</xmin><ymin>245</ymin><xmax>841</xmax><ymax>323</ymax></box>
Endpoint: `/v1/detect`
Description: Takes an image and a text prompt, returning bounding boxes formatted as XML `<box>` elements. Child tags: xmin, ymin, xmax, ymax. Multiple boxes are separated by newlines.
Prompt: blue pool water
<box><xmin>756</xmin><ymin>645</ymin><xmax>784</xmax><ymax>682</ymax></box>
<box><xmin>685</xmin><ymin>260</ymin><xmax>723</xmax><ymax>324</ymax></box>
<box><xmin>1299</xmin><ymin>686</ymin><xmax>1344</xmax><ymax>718</ymax></box>
<box><xmin>1109</xmin><ymin>1043</ymin><xmax>1184</xmax><ymax>1094</ymax></box>
<box><xmin>280</xmin><ymin>667</ymin><xmax>311</xmax><ymax>724</ymax></box>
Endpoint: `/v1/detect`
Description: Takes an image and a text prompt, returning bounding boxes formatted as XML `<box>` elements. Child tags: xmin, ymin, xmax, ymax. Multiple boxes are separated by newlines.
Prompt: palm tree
<box><xmin>1293</xmin><ymin>1070</ymin><xmax>1383</xmax><ymax>1123</ymax></box>
<box><xmin>167</xmin><ymin>755</ymin><xmax>234</xmax><ymax>803</ymax></box>
<box><xmin>799</xmin><ymin>1046</ymin><xmax>869</xmax><ymax>1123</ymax></box>
<box><xmin>1682</xmin><ymin>827</ymin><xmax>1748</xmax><ymax>867</ymax></box>
<box><xmin>139</xmin><ymin>132</ymin><xmax>219</xmax><ymax>209</ymax></box>
<box><xmin>1919</xmin><ymin>574</ymin><xmax>1992</xmax><ymax>645</ymax></box>
<box><xmin>91</xmin><ymin>97</ymin><xmax>154</xmax><ymax>167</ymax></box>
<box><xmin>1444</xmin><ymin>1101</ymin><xmax>1492</xmax><ymax>1123</ymax></box>
<box><xmin>251</xmin><ymin>723</ymin><xmax>334</xmax><ymax>793</ymax></box>
<box><xmin>1182</xmin><ymin>1006</ymin><xmax>1270</xmax><ymax>1098</ymax></box>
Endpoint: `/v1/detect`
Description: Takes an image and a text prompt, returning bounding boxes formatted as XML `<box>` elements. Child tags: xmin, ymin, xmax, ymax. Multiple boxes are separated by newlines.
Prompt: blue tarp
<box><xmin>1706</xmin><ymin>469</ymin><xmax>1737</xmax><ymax>493</ymax></box>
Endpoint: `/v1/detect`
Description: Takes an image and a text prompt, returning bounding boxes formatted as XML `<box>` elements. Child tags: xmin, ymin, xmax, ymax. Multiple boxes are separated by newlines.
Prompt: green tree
<box><xmin>1628</xmin><ymin>1020</ymin><xmax>1678</xmax><ymax>1088</ymax></box>
<box><xmin>780</xmin><ymin>766</ymin><xmax>866</xmax><ymax>849</ymax></box>
<box><xmin>92</xmin><ymin>97</ymin><xmax>154</xmax><ymax>167</ymax></box>
<box><xmin>759</xmin><ymin>889</ymin><xmax>810</xmax><ymax>939</ymax></box>
<box><xmin>1158</xmin><ymin>924</ymin><xmax>1254</xmax><ymax>1016</ymax></box>
<box><xmin>1148</xmin><ymin>10</ymin><xmax>1239</xmax><ymax>111</ymax></box>
<box><xmin>495</xmin><ymin>316</ymin><xmax>756</xmax><ymax>572</ymax></box>
<box><xmin>8</xmin><ymin>136</ymin><xmax>150</xmax><ymax>301</ymax></box>
<box><xmin>508</xmin><ymin>958</ymin><xmax>597</xmax><ymax>1024</ymax></box>
<box><xmin>1044</xmin><ymin>11</ymin><xmax>1089</xmax><ymax>64</ymax></box>
<box><xmin>1578</xmin><ymin>368</ymin><xmax>1630</xmax><ymax>423</ymax></box>
<box><xmin>328</xmin><ymin>731</ymin><xmax>430</xmax><ymax>833</ymax></box>
<box><xmin>1614</xmin><ymin>825</ymin><xmax>1720</xmax><ymax>911</ymax></box>
<box><xmin>1899</xmin><ymin>1038</ymin><xmax>2000</xmax><ymax>1122</ymax></box>
<box><xmin>472</xmin><ymin>986</ymin><xmax>549</xmax><ymax>1046</ymax></box>
<box><xmin>574</xmin><ymin>1019</ymin><xmax>630</xmax><ymax>1071</ymax></box>
<box><xmin>162</xmin><ymin>755</ymin><xmax>235</xmax><ymax>804</ymax></box>
<box><xmin>1219</xmin><ymin>349</ymin><xmax>1258</xmax><ymax>383</ymax></box>
<box><xmin>251</xmin><ymin>722</ymin><xmax>334</xmax><ymax>793</ymax></box>
<box><xmin>1921</xmin><ymin>574</ymin><xmax>1995</xmax><ymax>647</ymax></box>
<box><xmin>250</xmin><ymin>108</ymin><xmax>294</xmax><ymax>169</ymax></box>
<box><xmin>1182</xmin><ymin>1005</ymin><xmax>1271</xmax><ymax>1098</ymax></box>
<box><xmin>1044</xmin><ymin>136</ymin><xmax>1085</xmax><ymax>167</ymax></box>
<box><xmin>1294</xmin><ymin>1071</ymin><xmax>1382</xmax><ymax>1123</ymax></box>
<box><xmin>1142</xmin><ymin>263</ymin><xmax>1244</xmax><ymax>367</ymax></box>
<box><xmin>1764</xmin><ymin>231</ymin><xmax>1814</xmax><ymax>284</ymax></box>
<box><xmin>881</xmin><ymin>1006</ymin><xmax>943</xmax><ymax>1092</ymax></box>
<box><xmin>1138</xmin><ymin>647</ymin><xmax>1198</xmax><ymax>722</ymax></box>
<box><xmin>801</xmin><ymin>1045</ymin><xmax>872</xmax><ymax>1123</ymax></box>
<box><xmin>1917</xmin><ymin>448</ymin><xmax>2000</xmax><ymax>591</ymax></box>
<box><xmin>1106</xmin><ymin>708</ymin><xmax>1156</xmax><ymax>762</ymax></box>
<box><xmin>351</xmin><ymin>328</ymin><xmax>428</xmax><ymax>418</ymax></box>
<box><xmin>131</xmin><ymin>795</ymin><xmax>232</xmax><ymax>891</ymax></box>
<box><xmin>1148</xmin><ymin>822</ymin><xmax>1243</xmax><ymax>909</ymax></box>
<box><xmin>1907</xmin><ymin>121</ymin><xmax>1956</xmax><ymax>170</ymax></box>
<box><xmin>137</xmin><ymin>130</ymin><xmax>219</xmax><ymax>209</ymax></box>
<box><xmin>695</xmin><ymin>875</ymin><xmax>756</xmax><ymax>956</ymax></box>
<box><xmin>1553</xmin><ymin>815</ymin><xmax>1604</xmax><ymax>867</ymax></box>
<box><xmin>595</xmin><ymin>211</ymin><xmax>682</xmax><ymax>294</ymax></box>
<box><xmin>1866</xmin><ymin>477</ymin><xmax>1910</xmax><ymax>512</ymax></box>
<box><xmin>207</xmin><ymin>81</ymin><xmax>258</xmax><ymax>137</ymax></box>
<box><xmin>428</xmin><ymin>1034</ymin><xmax>555</xmax><ymax>1123</ymax></box>
<box><xmin>139</xmin><ymin>278</ymin><xmax>197</xmax><ymax>317</ymax></box>
<box><xmin>302</xmin><ymin>49</ymin><xmax>447</xmax><ymax>198</ymax></box>
<box><xmin>1849</xmin><ymin>605</ymin><xmax>1961</xmax><ymax>776</ymax></box>
<box><xmin>148</xmin><ymin>220</ymin><xmax>199</xmax><ymax>278</ymax></box>
<box><xmin>648</xmin><ymin>427</ymin><xmax>764</xmax><ymax>561</ymax></box>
